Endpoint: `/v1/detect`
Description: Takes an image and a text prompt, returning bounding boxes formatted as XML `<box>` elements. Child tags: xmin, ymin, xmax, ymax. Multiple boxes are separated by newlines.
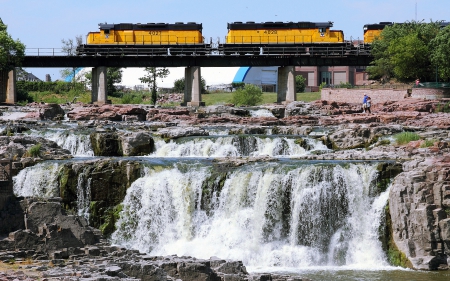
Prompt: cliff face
<box><xmin>389</xmin><ymin>156</ymin><xmax>450</xmax><ymax>270</ymax></box>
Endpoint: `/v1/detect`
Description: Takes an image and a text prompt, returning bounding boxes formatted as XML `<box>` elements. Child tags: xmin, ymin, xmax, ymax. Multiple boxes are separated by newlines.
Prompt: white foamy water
<box><xmin>112</xmin><ymin>162</ymin><xmax>389</xmax><ymax>270</ymax></box>
<box><xmin>151</xmin><ymin>136</ymin><xmax>328</xmax><ymax>157</ymax></box>
<box><xmin>29</xmin><ymin>130</ymin><xmax>94</xmax><ymax>157</ymax></box>
<box><xmin>13</xmin><ymin>162</ymin><xmax>62</xmax><ymax>197</ymax></box>
<box><xmin>249</xmin><ymin>109</ymin><xmax>275</xmax><ymax>117</ymax></box>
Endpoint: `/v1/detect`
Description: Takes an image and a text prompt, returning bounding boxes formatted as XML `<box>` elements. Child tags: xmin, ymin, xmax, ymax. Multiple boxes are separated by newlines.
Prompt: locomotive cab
<box><xmin>363</xmin><ymin>22</ymin><xmax>393</xmax><ymax>44</ymax></box>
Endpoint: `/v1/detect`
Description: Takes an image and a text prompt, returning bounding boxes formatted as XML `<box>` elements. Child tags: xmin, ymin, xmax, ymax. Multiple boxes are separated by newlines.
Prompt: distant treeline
<box><xmin>17</xmin><ymin>81</ymin><xmax>84</xmax><ymax>93</ymax></box>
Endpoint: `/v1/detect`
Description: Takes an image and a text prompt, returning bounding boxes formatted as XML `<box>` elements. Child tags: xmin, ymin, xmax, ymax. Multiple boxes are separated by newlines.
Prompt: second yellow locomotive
<box><xmin>219</xmin><ymin>21</ymin><xmax>345</xmax><ymax>55</ymax></box>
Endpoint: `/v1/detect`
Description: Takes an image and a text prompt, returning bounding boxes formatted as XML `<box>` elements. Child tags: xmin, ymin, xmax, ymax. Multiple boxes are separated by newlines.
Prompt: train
<box><xmin>76</xmin><ymin>22</ymin><xmax>211</xmax><ymax>56</ymax></box>
<box><xmin>75</xmin><ymin>20</ymin><xmax>431</xmax><ymax>56</ymax></box>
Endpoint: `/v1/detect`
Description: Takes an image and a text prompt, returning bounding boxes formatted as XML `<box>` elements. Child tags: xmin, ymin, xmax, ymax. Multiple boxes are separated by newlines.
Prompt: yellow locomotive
<box><xmin>363</xmin><ymin>22</ymin><xmax>393</xmax><ymax>44</ymax></box>
<box><xmin>219</xmin><ymin>21</ymin><xmax>346</xmax><ymax>55</ymax></box>
<box><xmin>77</xmin><ymin>22</ymin><xmax>211</xmax><ymax>55</ymax></box>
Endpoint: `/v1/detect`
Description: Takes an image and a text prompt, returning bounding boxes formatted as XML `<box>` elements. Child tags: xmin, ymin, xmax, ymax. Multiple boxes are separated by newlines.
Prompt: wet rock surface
<box><xmin>1</xmin><ymin>98</ymin><xmax>450</xmax><ymax>277</ymax></box>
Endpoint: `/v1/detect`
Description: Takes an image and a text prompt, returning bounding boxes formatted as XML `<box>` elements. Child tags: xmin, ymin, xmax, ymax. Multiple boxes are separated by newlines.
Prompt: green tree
<box><xmin>367</xmin><ymin>21</ymin><xmax>441</xmax><ymax>82</ymax></box>
<box><xmin>173</xmin><ymin>77</ymin><xmax>207</xmax><ymax>93</ymax></box>
<box><xmin>295</xmin><ymin>75</ymin><xmax>306</xmax><ymax>93</ymax></box>
<box><xmin>230</xmin><ymin>84</ymin><xmax>263</xmax><ymax>106</ymax></box>
<box><xmin>0</xmin><ymin>18</ymin><xmax>25</xmax><ymax>72</ymax></box>
<box><xmin>139</xmin><ymin>67</ymin><xmax>170</xmax><ymax>104</ymax></box>
<box><xmin>85</xmin><ymin>67</ymin><xmax>123</xmax><ymax>95</ymax></box>
<box><xmin>388</xmin><ymin>33</ymin><xmax>429</xmax><ymax>81</ymax></box>
<box><xmin>231</xmin><ymin>82</ymin><xmax>245</xmax><ymax>90</ymax></box>
<box><xmin>430</xmin><ymin>25</ymin><xmax>450</xmax><ymax>81</ymax></box>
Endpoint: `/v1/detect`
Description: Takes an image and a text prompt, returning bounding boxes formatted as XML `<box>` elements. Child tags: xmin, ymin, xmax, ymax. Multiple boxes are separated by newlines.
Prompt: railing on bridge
<box><xmin>25</xmin><ymin>48</ymin><xmax>68</xmax><ymax>56</ymax></box>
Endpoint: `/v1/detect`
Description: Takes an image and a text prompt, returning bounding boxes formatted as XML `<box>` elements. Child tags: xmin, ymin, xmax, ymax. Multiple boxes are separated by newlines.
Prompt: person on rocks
<box><xmin>366</xmin><ymin>96</ymin><xmax>372</xmax><ymax>114</ymax></box>
<box><xmin>362</xmin><ymin>93</ymin><xmax>368</xmax><ymax>113</ymax></box>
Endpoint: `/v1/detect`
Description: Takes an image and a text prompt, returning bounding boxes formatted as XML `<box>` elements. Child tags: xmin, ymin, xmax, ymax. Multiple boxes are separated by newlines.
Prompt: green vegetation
<box><xmin>230</xmin><ymin>84</ymin><xmax>263</xmax><ymax>106</ymax></box>
<box><xmin>120</xmin><ymin>93</ymin><xmax>144</xmax><ymax>104</ymax></box>
<box><xmin>393</xmin><ymin>132</ymin><xmax>420</xmax><ymax>145</ymax></box>
<box><xmin>173</xmin><ymin>76</ymin><xmax>207</xmax><ymax>94</ymax></box>
<box><xmin>24</xmin><ymin>143</ymin><xmax>42</xmax><ymax>158</ymax></box>
<box><xmin>85</xmin><ymin>67</ymin><xmax>123</xmax><ymax>96</ymax></box>
<box><xmin>0</xmin><ymin>18</ymin><xmax>25</xmax><ymax>72</ymax></box>
<box><xmin>435</xmin><ymin>102</ymin><xmax>450</xmax><ymax>113</ymax></box>
<box><xmin>295</xmin><ymin>75</ymin><xmax>306</xmax><ymax>93</ymax></box>
<box><xmin>16</xmin><ymin>80</ymin><xmax>322</xmax><ymax>106</ymax></box>
<box><xmin>368</xmin><ymin>21</ymin><xmax>450</xmax><ymax>82</ymax></box>
<box><xmin>139</xmin><ymin>67</ymin><xmax>170</xmax><ymax>104</ymax></box>
<box><xmin>420</xmin><ymin>139</ymin><xmax>437</xmax><ymax>148</ymax></box>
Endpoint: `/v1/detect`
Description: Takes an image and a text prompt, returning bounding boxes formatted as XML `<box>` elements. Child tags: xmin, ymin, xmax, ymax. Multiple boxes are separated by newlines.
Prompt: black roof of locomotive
<box><xmin>97</xmin><ymin>22</ymin><xmax>203</xmax><ymax>31</ymax></box>
<box><xmin>227</xmin><ymin>21</ymin><xmax>334</xmax><ymax>30</ymax></box>
<box><xmin>363</xmin><ymin>22</ymin><xmax>396</xmax><ymax>31</ymax></box>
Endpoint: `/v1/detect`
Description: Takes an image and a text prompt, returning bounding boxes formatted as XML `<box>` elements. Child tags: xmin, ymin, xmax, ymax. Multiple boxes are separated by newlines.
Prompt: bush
<box><xmin>24</xmin><ymin>143</ymin><xmax>41</xmax><ymax>158</ymax></box>
<box><xmin>295</xmin><ymin>75</ymin><xmax>306</xmax><ymax>93</ymax></box>
<box><xmin>230</xmin><ymin>84</ymin><xmax>263</xmax><ymax>106</ymax></box>
<box><xmin>394</xmin><ymin>132</ymin><xmax>420</xmax><ymax>145</ymax></box>
<box><xmin>232</xmin><ymin>82</ymin><xmax>245</xmax><ymax>90</ymax></box>
<box><xmin>121</xmin><ymin>93</ymin><xmax>143</xmax><ymax>104</ymax></box>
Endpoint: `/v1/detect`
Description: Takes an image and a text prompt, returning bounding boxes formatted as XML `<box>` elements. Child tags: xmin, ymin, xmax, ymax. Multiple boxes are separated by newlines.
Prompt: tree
<box><xmin>0</xmin><ymin>18</ymin><xmax>25</xmax><ymax>72</ymax></box>
<box><xmin>139</xmin><ymin>67</ymin><xmax>170</xmax><ymax>104</ymax></box>
<box><xmin>388</xmin><ymin>34</ymin><xmax>429</xmax><ymax>81</ymax></box>
<box><xmin>84</xmin><ymin>67</ymin><xmax>123</xmax><ymax>95</ymax></box>
<box><xmin>295</xmin><ymin>75</ymin><xmax>306</xmax><ymax>93</ymax></box>
<box><xmin>60</xmin><ymin>35</ymin><xmax>83</xmax><ymax>87</ymax></box>
<box><xmin>430</xmin><ymin>25</ymin><xmax>450</xmax><ymax>81</ymax></box>
<box><xmin>230</xmin><ymin>84</ymin><xmax>263</xmax><ymax>106</ymax></box>
<box><xmin>367</xmin><ymin>21</ymin><xmax>441</xmax><ymax>83</ymax></box>
<box><xmin>173</xmin><ymin>77</ymin><xmax>207</xmax><ymax>93</ymax></box>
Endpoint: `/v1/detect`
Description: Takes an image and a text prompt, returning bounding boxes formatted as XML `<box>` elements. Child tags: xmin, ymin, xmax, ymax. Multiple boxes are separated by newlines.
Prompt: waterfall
<box><xmin>13</xmin><ymin>161</ymin><xmax>92</xmax><ymax>222</ymax></box>
<box><xmin>29</xmin><ymin>129</ymin><xmax>94</xmax><ymax>157</ymax></box>
<box><xmin>76</xmin><ymin>169</ymin><xmax>92</xmax><ymax>221</ymax></box>
<box><xmin>112</xmin><ymin>161</ymin><xmax>389</xmax><ymax>269</ymax></box>
<box><xmin>151</xmin><ymin>136</ymin><xmax>328</xmax><ymax>157</ymax></box>
<box><xmin>13</xmin><ymin>162</ymin><xmax>62</xmax><ymax>198</ymax></box>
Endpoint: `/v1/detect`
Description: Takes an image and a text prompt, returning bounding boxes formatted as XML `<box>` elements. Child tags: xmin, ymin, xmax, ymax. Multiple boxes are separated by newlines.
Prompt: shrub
<box><xmin>319</xmin><ymin>82</ymin><xmax>327</xmax><ymax>90</ymax></box>
<box><xmin>295</xmin><ymin>75</ymin><xmax>306</xmax><ymax>93</ymax></box>
<box><xmin>393</xmin><ymin>132</ymin><xmax>420</xmax><ymax>145</ymax></box>
<box><xmin>420</xmin><ymin>139</ymin><xmax>437</xmax><ymax>148</ymax></box>
<box><xmin>230</xmin><ymin>84</ymin><xmax>263</xmax><ymax>106</ymax></box>
<box><xmin>232</xmin><ymin>82</ymin><xmax>245</xmax><ymax>90</ymax></box>
<box><xmin>24</xmin><ymin>143</ymin><xmax>41</xmax><ymax>157</ymax></box>
<box><xmin>121</xmin><ymin>93</ymin><xmax>143</xmax><ymax>104</ymax></box>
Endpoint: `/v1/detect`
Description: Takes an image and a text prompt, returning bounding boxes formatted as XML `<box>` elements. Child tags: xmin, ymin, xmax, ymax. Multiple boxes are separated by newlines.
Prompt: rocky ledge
<box><xmin>0</xmin><ymin>199</ymin><xmax>310</xmax><ymax>281</ymax></box>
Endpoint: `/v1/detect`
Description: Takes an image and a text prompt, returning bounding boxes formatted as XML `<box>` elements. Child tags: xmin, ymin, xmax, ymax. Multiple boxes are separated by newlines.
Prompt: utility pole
<box><xmin>415</xmin><ymin>1</ymin><xmax>417</xmax><ymax>21</ymax></box>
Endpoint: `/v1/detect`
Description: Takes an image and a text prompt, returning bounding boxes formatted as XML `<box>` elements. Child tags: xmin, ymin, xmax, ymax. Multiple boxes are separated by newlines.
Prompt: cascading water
<box><xmin>111</xmin><ymin>161</ymin><xmax>390</xmax><ymax>270</ymax></box>
<box><xmin>13</xmin><ymin>161</ymin><xmax>62</xmax><ymax>198</ymax></box>
<box><xmin>151</xmin><ymin>135</ymin><xmax>328</xmax><ymax>157</ymax></box>
<box><xmin>29</xmin><ymin>129</ymin><xmax>94</xmax><ymax>157</ymax></box>
<box><xmin>76</xmin><ymin>169</ymin><xmax>92</xmax><ymax>221</ymax></box>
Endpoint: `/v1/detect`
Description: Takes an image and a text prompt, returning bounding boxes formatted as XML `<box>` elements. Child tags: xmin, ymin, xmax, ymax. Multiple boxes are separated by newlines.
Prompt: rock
<box><xmin>389</xmin><ymin>157</ymin><xmax>450</xmax><ymax>270</ymax></box>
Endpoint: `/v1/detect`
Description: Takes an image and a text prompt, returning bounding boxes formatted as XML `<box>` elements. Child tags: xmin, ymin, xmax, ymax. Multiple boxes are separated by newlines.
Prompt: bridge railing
<box><xmin>25</xmin><ymin>48</ymin><xmax>69</xmax><ymax>56</ymax></box>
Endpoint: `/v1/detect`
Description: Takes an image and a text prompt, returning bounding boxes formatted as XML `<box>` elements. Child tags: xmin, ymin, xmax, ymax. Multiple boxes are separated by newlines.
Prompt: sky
<box><xmin>1</xmin><ymin>0</ymin><xmax>449</xmax><ymax>87</ymax></box>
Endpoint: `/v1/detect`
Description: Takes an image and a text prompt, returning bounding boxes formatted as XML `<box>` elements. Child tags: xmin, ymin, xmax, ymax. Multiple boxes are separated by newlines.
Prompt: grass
<box><xmin>202</xmin><ymin>91</ymin><xmax>320</xmax><ymax>106</ymax></box>
<box><xmin>393</xmin><ymin>132</ymin><xmax>421</xmax><ymax>145</ymax></box>
<box><xmin>23</xmin><ymin>90</ymin><xmax>321</xmax><ymax>106</ymax></box>
<box><xmin>24</xmin><ymin>143</ymin><xmax>42</xmax><ymax>158</ymax></box>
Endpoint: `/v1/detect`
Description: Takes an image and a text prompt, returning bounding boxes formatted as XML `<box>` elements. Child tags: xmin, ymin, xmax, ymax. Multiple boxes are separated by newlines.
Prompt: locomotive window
<box><xmin>104</xmin><ymin>29</ymin><xmax>110</xmax><ymax>34</ymax></box>
<box><xmin>318</xmin><ymin>28</ymin><xmax>326</xmax><ymax>33</ymax></box>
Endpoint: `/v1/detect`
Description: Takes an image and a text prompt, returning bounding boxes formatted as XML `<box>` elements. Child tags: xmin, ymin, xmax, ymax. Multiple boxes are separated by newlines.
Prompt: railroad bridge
<box><xmin>0</xmin><ymin>47</ymin><xmax>373</xmax><ymax>105</ymax></box>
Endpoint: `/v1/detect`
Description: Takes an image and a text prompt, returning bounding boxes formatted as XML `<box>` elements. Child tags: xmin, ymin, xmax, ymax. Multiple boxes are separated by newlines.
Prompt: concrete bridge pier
<box><xmin>182</xmin><ymin>66</ymin><xmax>204</xmax><ymax>106</ymax></box>
<box><xmin>91</xmin><ymin>66</ymin><xmax>108</xmax><ymax>104</ymax></box>
<box><xmin>0</xmin><ymin>70</ymin><xmax>17</xmax><ymax>104</ymax></box>
<box><xmin>277</xmin><ymin>66</ymin><xmax>296</xmax><ymax>104</ymax></box>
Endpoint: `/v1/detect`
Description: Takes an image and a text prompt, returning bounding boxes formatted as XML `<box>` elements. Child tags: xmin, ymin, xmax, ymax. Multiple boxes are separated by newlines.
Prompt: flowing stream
<box><xmin>11</xmin><ymin>127</ymin><xmax>449</xmax><ymax>280</ymax></box>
